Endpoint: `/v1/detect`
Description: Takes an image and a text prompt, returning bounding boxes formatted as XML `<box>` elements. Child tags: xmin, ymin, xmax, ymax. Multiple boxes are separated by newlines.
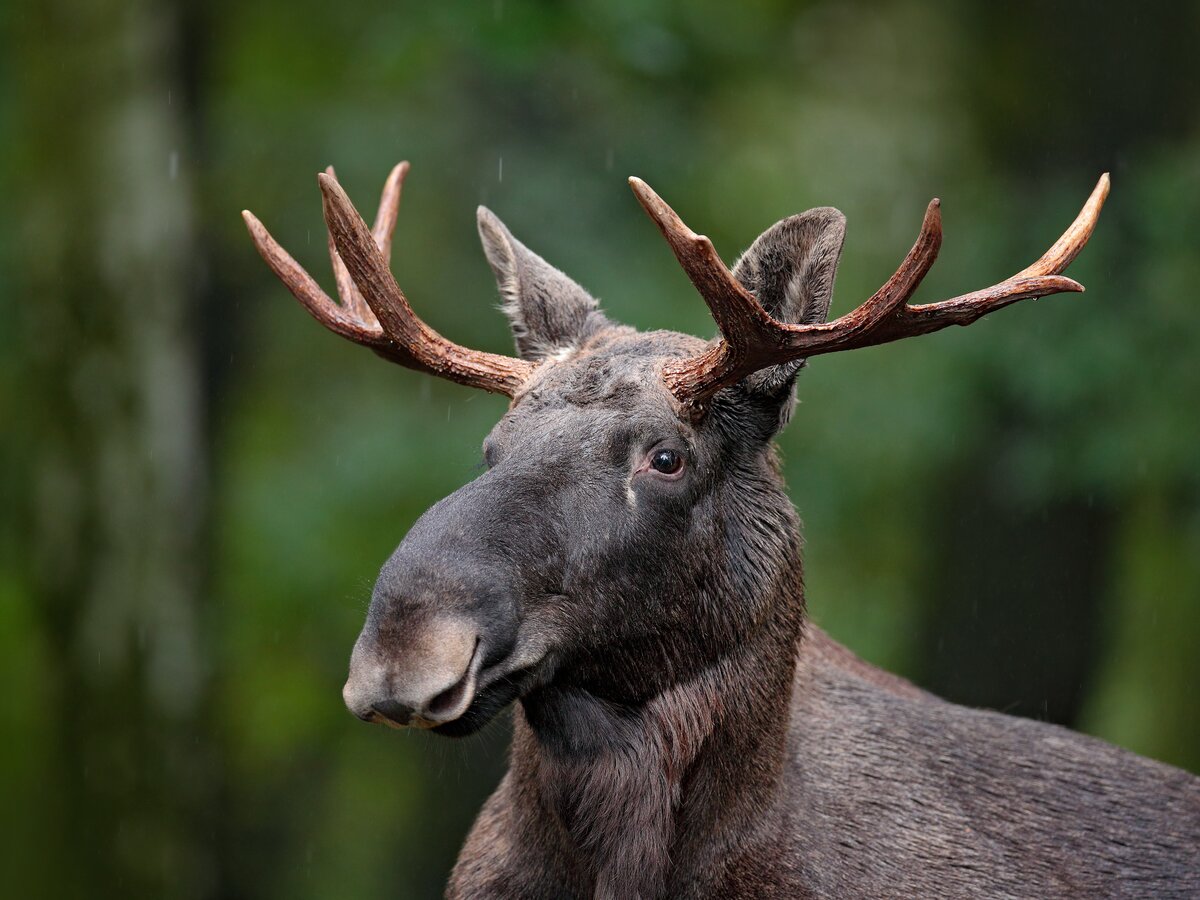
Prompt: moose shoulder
<box><xmin>244</xmin><ymin>165</ymin><xmax>1200</xmax><ymax>899</ymax></box>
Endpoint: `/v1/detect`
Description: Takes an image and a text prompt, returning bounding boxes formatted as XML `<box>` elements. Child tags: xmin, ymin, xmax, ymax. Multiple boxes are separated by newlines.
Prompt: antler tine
<box><xmin>242</xmin><ymin>208</ymin><xmax>387</xmax><ymax>346</ymax></box>
<box><xmin>829</xmin><ymin>174</ymin><xmax>1109</xmax><ymax>350</ymax></box>
<box><xmin>1018</xmin><ymin>172</ymin><xmax>1110</xmax><ymax>278</ymax></box>
<box><xmin>323</xmin><ymin>161</ymin><xmax>410</xmax><ymax>323</ymax></box>
<box><xmin>325</xmin><ymin>166</ymin><xmax>370</xmax><ymax>322</ymax></box>
<box><xmin>773</xmin><ymin>197</ymin><xmax>945</xmax><ymax>354</ymax></box>
<box><xmin>628</xmin><ymin>177</ymin><xmax>776</xmax><ymax>342</ymax></box>
<box><xmin>317</xmin><ymin>172</ymin><xmax>534</xmax><ymax>395</ymax></box>
<box><xmin>632</xmin><ymin>176</ymin><xmax>822</xmax><ymax>415</ymax></box>
<box><xmin>371</xmin><ymin>160</ymin><xmax>409</xmax><ymax>259</ymax></box>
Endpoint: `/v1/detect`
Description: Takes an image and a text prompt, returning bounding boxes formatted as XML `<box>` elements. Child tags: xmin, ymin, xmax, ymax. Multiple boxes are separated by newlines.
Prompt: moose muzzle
<box><xmin>343</xmin><ymin>614</ymin><xmax>483</xmax><ymax>728</ymax></box>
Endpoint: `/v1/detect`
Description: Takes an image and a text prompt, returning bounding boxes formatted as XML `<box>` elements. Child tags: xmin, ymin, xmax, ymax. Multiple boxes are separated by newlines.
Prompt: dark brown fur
<box><xmin>450</xmin><ymin>615</ymin><xmax>1200</xmax><ymax>898</ymax></box>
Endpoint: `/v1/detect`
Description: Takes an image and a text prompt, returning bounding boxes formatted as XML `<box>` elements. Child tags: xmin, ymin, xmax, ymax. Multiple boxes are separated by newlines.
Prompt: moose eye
<box><xmin>650</xmin><ymin>448</ymin><xmax>684</xmax><ymax>476</ymax></box>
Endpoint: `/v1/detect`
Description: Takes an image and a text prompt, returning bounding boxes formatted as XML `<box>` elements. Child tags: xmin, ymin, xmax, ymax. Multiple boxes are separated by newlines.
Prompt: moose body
<box><xmin>454</xmin><ymin>623</ymin><xmax>1200</xmax><ymax>898</ymax></box>
<box><xmin>245</xmin><ymin>164</ymin><xmax>1200</xmax><ymax>898</ymax></box>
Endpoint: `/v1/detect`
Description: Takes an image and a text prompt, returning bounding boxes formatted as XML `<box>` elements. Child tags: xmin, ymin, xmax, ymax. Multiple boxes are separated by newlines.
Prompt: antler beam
<box><xmin>243</xmin><ymin>163</ymin><xmax>534</xmax><ymax>397</ymax></box>
<box><xmin>634</xmin><ymin>174</ymin><xmax>1110</xmax><ymax>416</ymax></box>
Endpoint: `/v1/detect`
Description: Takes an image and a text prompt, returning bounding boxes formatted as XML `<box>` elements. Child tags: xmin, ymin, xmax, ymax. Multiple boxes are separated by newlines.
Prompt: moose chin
<box><xmin>245</xmin><ymin>163</ymin><xmax>1200</xmax><ymax>899</ymax></box>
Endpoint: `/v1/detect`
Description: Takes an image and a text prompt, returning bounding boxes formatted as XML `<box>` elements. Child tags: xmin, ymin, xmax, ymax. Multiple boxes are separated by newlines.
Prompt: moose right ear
<box><xmin>730</xmin><ymin>208</ymin><xmax>846</xmax><ymax>397</ymax></box>
<box><xmin>477</xmin><ymin>208</ymin><xmax>605</xmax><ymax>362</ymax></box>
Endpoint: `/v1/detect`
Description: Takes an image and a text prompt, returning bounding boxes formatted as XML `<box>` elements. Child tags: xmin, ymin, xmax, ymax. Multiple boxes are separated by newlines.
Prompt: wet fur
<box><xmin>451</xmin><ymin>618</ymin><xmax>1200</xmax><ymax>898</ymax></box>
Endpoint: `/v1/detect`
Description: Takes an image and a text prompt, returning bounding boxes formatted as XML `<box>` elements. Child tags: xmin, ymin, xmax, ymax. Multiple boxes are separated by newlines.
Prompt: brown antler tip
<box><xmin>1084</xmin><ymin>173</ymin><xmax>1111</xmax><ymax>217</ymax></box>
<box><xmin>628</xmin><ymin>176</ymin><xmax>669</xmax><ymax>219</ymax></box>
<box><xmin>317</xmin><ymin>171</ymin><xmax>354</xmax><ymax>216</ymax></box>
<box><xmin>1088</xmin><ymin>172</ymin><xmax>1111</xmax><ymax>207</ymax></box>
<box><xmin>924</xmin><ymin>198</ymin><xmax>943</xmax><ymax>230</ymax></box>
<box><xmin>241</xmin><ymin>209</ymin><xmax>270</xmax><ymax>246</ymax></box>
<box><xmin>628</xmin><ymin>175</ymin><xmax>707</xmax><ymax>249</ymax></box>
<box><xmin>1040</xmin><ymin>274</ymin><xmax>1086</xmax><ymax>296</ymax></box>
<box><xmin>1092</xmin><ymin>173</ymin><xmax>1112</xmax><ymax>211</ymax></box>
<box><xmin>627</xmin><ymin>176</ymin><xmax>662</xmax><ymax>213</ymax></box>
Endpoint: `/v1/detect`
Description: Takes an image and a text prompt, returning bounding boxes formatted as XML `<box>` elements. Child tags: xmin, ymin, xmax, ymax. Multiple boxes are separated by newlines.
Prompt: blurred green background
<box><xmin>2</xmin><ymin>1</ymin><xmax>1198</xmax><ymax>897</ymax></box>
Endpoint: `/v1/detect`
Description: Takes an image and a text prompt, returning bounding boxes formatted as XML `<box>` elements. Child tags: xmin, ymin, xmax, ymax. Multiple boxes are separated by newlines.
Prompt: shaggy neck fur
<box><xmin>510</xmin><ymin>563</ymin><xmax>805</xmax><ymax>898</ymax></box>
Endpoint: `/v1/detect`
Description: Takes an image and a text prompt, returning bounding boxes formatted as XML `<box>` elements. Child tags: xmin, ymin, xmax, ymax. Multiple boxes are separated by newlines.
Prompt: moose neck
<box><xmin>513</xmin><ymin>558</ymin><xmax>805</xmax><ymax>897</ymax></box>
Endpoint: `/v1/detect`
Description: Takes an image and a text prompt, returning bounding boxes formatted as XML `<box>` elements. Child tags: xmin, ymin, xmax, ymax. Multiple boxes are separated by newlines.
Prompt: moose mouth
<box><xmin>409</xmin><ymin>638</ymin><xmax>484</xmax><ymax>728</ymax></box>
<box><xmin>431</xmin><ymin>652</ymin><xmax>548</xmax><ymax>738</ymax></box>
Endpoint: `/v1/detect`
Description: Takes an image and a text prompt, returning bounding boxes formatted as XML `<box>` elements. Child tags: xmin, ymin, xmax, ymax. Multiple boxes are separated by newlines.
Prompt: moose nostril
<box><xmin>371</xmin><ymin>698</ymin><xmax>414</xmax><ymax>726</ymax></box>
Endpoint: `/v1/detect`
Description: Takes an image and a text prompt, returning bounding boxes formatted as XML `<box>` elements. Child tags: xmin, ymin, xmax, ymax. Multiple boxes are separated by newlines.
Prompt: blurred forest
<box><xmin>1</xmin><ymin>1</ymin><xmax>1198</xmax><ymax>898</ymax></box>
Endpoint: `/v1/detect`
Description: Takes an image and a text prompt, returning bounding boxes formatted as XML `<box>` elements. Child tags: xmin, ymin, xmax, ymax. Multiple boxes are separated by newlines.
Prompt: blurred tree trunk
<box><xmin>12</xmin><ymin>1</ymin><xmax>216</xmax><ymax>896</ymax></box>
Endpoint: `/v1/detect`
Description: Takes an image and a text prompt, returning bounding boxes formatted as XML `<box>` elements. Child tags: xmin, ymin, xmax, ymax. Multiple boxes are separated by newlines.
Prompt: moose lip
<box><xmin>431</xmin><ymin>654</ymin><xmax>548</xmax><ymax>738</ymax></box>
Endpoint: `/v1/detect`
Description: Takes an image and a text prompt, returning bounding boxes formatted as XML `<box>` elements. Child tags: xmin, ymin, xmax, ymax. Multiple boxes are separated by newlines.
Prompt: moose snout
<box><xmin>342</xmin><ymin>616</ymin><xmax>482</xmax><ymax>729</ymax></box>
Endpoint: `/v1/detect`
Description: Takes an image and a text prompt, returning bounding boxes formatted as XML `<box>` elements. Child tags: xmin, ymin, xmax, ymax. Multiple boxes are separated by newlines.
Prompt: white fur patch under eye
<box><xmin>550</xmin><ymin>345</ymin><xmax>576</xmax><ymax>363</ymax></box>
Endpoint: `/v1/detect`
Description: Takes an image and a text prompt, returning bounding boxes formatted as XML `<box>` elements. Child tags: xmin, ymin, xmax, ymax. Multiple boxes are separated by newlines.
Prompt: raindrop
<box><xmin>498</xmin><ymin>156</ymin><xmax>503</xmax><ymax>183</ymax></box>
<box><xmin>168</xmin><ymin>150</ymin><xmax>179</xmax><ymax>181</ymax></box>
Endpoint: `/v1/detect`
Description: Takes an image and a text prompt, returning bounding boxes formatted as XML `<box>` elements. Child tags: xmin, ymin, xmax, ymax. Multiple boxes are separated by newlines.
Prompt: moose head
<box><xmin>243</xmin><ymin>164</ymin><xmax>1107</xmax><ymax>738</ymax></box>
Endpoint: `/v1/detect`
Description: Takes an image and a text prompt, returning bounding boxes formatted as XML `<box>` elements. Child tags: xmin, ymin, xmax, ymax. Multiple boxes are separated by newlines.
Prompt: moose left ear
<box><xmin>477</xmin><ymin>207</ymin><xmax>605</xmax><ymax>362</ymax></box>
<box><xmin>731</xmin><ymin>207</ymin><xmax>846</xmax><ymax>395</ymax></box>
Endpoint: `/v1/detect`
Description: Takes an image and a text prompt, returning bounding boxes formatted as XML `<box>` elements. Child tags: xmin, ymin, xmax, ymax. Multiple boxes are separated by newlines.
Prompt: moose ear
<box><xmin>477</xmin><ymin>207</ymin><xmax>604</xmax><ymax>361</ymax></box>
<box><xmin>730</xmin><ymin>207</ymin><xmax>846</xmax><ymax>396</ymax></box>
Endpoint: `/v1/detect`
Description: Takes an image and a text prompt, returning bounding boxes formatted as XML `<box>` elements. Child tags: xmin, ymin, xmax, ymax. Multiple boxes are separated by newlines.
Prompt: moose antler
<box><xmin>631</xmin><ymin>174</ymin><xmax>1110</xmax><ymax>416</ymax></box>
<box><xmin>242</xmin><ymin>163</ymin><xmax>535</xmax><ymax>396</ymax></box>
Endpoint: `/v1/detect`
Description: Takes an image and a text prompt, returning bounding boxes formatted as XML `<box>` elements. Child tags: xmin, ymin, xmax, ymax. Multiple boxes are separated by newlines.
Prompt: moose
<box><xmin>244</xmin><ymin>163</ymin><xmax>1200</xmax><ymax>898</ymax></box>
